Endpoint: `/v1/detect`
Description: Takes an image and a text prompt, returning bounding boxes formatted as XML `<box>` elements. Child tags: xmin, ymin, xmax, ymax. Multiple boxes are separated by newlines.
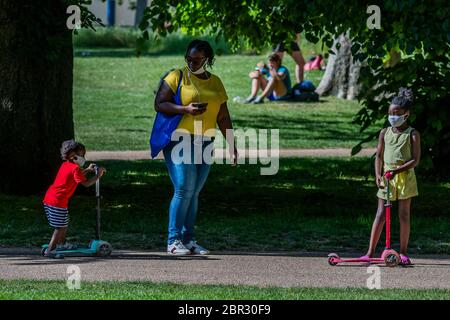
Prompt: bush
<box><xmin>73</xmin><ymin>27</ymin><xmax>325</xmax><ymax>57</ymax></box>
<box><xmin>73</xmin><ymin>27</ymin><xmax>236</xmax><ymax>54</ymax></box>
<box><xmin>73</xmin><ymin>27</ymin><xmax>145</xmax><ymax>49</ymax></box>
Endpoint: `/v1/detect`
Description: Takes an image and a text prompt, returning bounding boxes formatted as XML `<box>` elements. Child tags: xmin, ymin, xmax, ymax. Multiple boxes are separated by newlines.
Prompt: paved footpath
<box><xmin>87</xmin><ymin>148</ymin><xmax>376</xmax><ymax>161</ymax></box>
<box><xmin>1</xmin><ymin>248</ymin><xmax>449</xmax><ymax>289</ymax></box>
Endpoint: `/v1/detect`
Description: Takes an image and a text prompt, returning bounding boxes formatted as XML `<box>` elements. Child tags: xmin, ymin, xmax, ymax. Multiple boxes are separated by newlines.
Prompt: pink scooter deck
<box><xmin>328</xmin><ymin>254</ymin><xmax>384</xmax><ymax>265</ymax></box>
<box><xmin>328</xmin><ymin>250</ymin><xmax>400</xmax><ymax>267</ymax></box>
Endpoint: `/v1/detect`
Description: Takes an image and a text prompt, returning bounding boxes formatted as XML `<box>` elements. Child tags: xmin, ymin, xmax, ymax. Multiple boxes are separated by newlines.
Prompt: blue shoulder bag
<box><xmin>149</xmin><ymin>70</ymin><xmax>183</xmax><ymax>158</ymax></box>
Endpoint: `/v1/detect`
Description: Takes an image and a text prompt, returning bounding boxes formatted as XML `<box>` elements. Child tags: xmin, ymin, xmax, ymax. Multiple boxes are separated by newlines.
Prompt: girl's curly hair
<box><xmin>60</xmin><ymin>139</ymin><xmax>85</xmax><ymax>161</ymax></box>
<box><xmin>391</xmin><ymin>87</ymin><xmax>414</xmax><ymax>110</ymax></box>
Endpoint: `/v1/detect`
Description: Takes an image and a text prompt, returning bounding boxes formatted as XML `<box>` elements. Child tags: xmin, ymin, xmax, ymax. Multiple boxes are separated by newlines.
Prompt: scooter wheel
<box><xmin>96</xmin><ymin>242</ymin><xmax>112</xmax><ymax>257</ymax></box>
<box><xmin>328</xmin><ymin>253</ymin><xmax>340</xmax><ymax>266</ymax></box>
<box><xmin>383</xmin><ymin>250</ymin><xmax>400</xmax><ymax>268</ymax></box>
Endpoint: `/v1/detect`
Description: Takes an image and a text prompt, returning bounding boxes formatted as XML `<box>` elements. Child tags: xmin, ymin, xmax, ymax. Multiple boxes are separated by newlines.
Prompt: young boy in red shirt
<box><xmin>43</xmin><ymin>140</ymin><xmax>106</xmax><ymax>259</ymax></box>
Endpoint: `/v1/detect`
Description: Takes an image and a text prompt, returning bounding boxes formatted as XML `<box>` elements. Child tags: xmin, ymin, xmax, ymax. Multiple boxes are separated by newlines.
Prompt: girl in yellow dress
<box><xmin>362</xmin><ymin>88</ymin><xmax>421</xmax><ymax>266</ymax></box>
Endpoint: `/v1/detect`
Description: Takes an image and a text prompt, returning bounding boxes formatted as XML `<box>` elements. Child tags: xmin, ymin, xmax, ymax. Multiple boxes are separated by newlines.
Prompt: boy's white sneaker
<box><xmin>167</xmin><ymin>240</ymin><xmax>191</xmax><ymax>255</ymax></box>
<box><xmin>44</xmin><ymin>248</ymin><xmax>64</xmax><ymax>259</ymax></box>
<box><xmin>184</xmin><ymin>241</ymin><xmax>209</xmax><ymax>255</ymax></box>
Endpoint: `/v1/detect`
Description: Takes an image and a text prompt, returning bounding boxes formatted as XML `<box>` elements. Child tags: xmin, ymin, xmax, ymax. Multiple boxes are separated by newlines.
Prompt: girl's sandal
<box><xmin>399</xmin><ymin>254</ymin><xmax>412</xmax><ymax>266</ymax></box>
<box><xmin>359</xmin><ymin>255</ymin><xmax>371</xmax><ymax>262</ymax></box>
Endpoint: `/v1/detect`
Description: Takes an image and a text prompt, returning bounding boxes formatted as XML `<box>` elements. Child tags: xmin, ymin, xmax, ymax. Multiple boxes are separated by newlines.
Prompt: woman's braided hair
<box><xmin>60</xmin><ymin>139</ymin><xmax>85</xmax><ymax>161</ymax></box>
<box><xmin>391</xmin><ymin>87</ymin><xmax>414</xmax><ymax>110</ymax></box>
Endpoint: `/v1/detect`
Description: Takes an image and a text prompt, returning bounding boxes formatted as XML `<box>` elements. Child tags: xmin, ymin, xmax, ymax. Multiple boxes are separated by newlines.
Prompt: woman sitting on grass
<box><xmin>244</xmin><ymin>53</ymin><xmax>292</xmax><ymax>104</ymax></box>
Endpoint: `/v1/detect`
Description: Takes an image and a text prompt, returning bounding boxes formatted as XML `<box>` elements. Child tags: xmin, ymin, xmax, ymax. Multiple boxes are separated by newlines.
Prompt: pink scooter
<box><xmin>328</xmin><ymin>171</ymin><xmax>401</xmax><ymax>267</ymax></box>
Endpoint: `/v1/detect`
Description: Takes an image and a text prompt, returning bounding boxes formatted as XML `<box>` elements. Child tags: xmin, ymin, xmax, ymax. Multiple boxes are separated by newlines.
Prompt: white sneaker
<box><xmin>184</xmin><ymin>241</ymin><xmax>209</xmax><ymax>255</ymax></box>
<box><xmin>167</xmin><ymin>240</ymin><xmax>191</xmax><ymax>255</ymax></box>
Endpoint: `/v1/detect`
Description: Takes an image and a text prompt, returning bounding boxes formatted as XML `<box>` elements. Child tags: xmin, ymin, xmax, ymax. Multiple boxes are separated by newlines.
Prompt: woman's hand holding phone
<box><xmin>185</xmin><ymin>102</ymin><xmax>207</xmax><ymax>115</ymax></box>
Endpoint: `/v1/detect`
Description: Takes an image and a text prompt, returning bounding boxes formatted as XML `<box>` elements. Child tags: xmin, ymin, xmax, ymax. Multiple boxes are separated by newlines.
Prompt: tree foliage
<box><xmin>141</xmin><ymin>0</ymin><xmax>449</xmax><ymax>174</ymax></box>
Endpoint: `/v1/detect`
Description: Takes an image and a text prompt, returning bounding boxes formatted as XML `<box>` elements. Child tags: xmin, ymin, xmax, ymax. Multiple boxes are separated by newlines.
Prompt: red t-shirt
<box><xmin>43</xmin><ymin>161</ymin><xmax>87</xmax><ymax>208</ymax></box>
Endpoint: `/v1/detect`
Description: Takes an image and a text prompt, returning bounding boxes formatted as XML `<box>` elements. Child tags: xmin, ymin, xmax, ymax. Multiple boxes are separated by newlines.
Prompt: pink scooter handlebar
<box><xmin>384</xmin><ymin>171</ymin><xmax>394</xmax><ymax>180</ymax></box>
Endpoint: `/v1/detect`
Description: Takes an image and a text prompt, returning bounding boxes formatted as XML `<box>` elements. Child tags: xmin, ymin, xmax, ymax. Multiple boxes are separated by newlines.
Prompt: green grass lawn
<box><xmin>1</xmin><ymin>280</ymin><xmax>449</xmax><ymax>300</ymax></box>
<box><xmin>73</xmin><ymin>52</ymin><xmax>380</xmax><ymax>150</ymax></box>
<box><xmin>1</xmin><ymin>158</ymin><xmax>448</xmax><ymax>254</ymax></box>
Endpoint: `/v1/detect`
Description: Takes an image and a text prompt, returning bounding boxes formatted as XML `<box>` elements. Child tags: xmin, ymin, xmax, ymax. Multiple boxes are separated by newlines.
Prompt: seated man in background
<box><xmin>245</xmin><ymin>53</ymin><xmax>292</xmax><ymax>104</ymax></box>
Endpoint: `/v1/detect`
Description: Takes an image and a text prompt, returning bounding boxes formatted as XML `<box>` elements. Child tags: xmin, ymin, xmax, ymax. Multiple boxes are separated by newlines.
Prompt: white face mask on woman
<box><xmin>187</xmin><ymin>59</ymin><xmax>208</xmax><ymax>75</ymax></box>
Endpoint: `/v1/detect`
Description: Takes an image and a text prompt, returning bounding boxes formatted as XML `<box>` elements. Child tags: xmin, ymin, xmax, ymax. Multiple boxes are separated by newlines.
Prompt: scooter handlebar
<box><xmin>94</xmin><ymin>165</ymin><xmax>100</xmax><ymax>197</ymax></box>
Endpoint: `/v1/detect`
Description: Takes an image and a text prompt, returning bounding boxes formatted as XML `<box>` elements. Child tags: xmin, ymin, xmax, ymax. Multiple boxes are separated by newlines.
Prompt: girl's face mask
<box><xmin>388</xmin><ymin>113</ymin><xmax>408</xmax><ymax>127</ymax></box>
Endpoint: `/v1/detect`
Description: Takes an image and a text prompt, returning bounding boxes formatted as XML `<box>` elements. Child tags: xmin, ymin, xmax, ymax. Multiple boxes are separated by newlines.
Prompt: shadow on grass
<box><xmin>231</xmin><ymin>114</ymin><xmax>365</xmax><ymax>147</ymax></box>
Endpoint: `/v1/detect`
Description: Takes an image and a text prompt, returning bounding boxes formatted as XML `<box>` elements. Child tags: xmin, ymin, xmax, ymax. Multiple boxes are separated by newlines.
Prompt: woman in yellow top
<box><xmin>362</xmin><ymin>88</ymin><xmax>421</xmax><ymax>266</ymax></box>
<box><xmin>154</xmin><ymin>40</ymin><xmax>238</xmax><ymax>255</ymax></box>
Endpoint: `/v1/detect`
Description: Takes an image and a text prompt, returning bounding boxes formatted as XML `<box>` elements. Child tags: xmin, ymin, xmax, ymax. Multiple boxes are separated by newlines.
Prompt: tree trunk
<box><xmin>316</xmin><ymin>33</ymin><xmax>361</xmax><ymax>100</ymax></box>
<box><xmin>134</xmin><ymin>0</ymin><xmax>148</xmax><ymax>27</ymax></box>
<box><xmin>0</xmin><ymin>0</ymin><xmax>74</xmax><ymax>194</ymax></box>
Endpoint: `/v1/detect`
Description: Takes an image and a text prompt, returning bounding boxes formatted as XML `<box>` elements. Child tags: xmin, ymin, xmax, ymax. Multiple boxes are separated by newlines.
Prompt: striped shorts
<box><xmin>44</xmin><ymin>204</ymin><xmax>69</xmax><ymax>228</ymax></box>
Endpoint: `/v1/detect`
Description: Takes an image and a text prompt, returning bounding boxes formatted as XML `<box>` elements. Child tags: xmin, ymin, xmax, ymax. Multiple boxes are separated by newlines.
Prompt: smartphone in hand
<box><xmin>193</xmin><ymin>102</ymin><xmax>208</xmax><ymax>109</ymax></box>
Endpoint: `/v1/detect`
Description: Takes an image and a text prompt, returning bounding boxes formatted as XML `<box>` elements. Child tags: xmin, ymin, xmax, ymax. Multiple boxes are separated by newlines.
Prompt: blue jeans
<box><xmin>163</xmin><ymin>137</ymin><xmax>213</xmax><ymax>245</ymax></box>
